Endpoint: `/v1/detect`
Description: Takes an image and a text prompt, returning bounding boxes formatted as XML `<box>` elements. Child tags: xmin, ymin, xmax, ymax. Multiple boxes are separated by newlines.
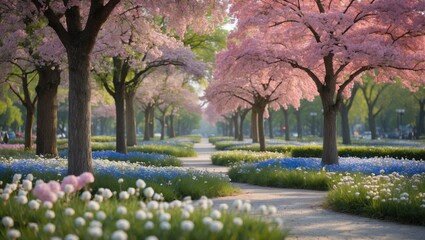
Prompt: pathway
<box><xmin>180</xmin><ymin>138</ymin><xmax>425</xmax><ymax>240</ymax></box>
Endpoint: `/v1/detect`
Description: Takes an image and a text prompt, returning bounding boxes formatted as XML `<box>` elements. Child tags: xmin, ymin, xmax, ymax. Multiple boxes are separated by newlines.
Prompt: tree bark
<box><xmin>169</xmin><ymin>114</ymin><xmax>175</xmax><ymax>138</ymax></box>
<box><xmin>36</xmin><ymin>66</ymin><xmax>60</xmax><ymax>157</ymax></box>
<box><xmin>368</xmin><ymin>110</ymin><xmax>378</xmax><ymax>140</ymax></box>
<box><xmin>67</xmin><ymin>48</ymin><xmax>93</xmax><ymax>175</ymax></box>
<box><xmin>295</xmin><ymin>109</ymin><xmax>303</xmax><ymax>139</ymax></box>
<box><xmin>268</xmin><ymin>109</ymin><xmax>274</xmax><ymax>139</ymax></box>
<box><xmin>339</xmin><ymin>103</ymin><xmax>351</xmax><ymax>144</ymax></box>
<box><xmin>238</xmin><ymin>109</ymin><xmax>249</xmax><ymax>141</ymax></box>
<box><xmin>418</xmin><ymin>99</ymin><xmax>425</xmax><ymax>139</ymax></box>
<box><xmin>149</xmin><ymin>107</ymin><xmax>155</xmax><ymax>138</ymax></box>
<box><xmin>160</xmin><ymin>110</ymin><xmax>166</xmax><ymax>140</ymax></box>
<box><xmin>321</xmin><ymin>91</ymin><xmax>339</xmax><ymax>165</ymax></box>
<box><xmin>125</xmin><ymin>90</ymin><xmax>137</xmax><ymax>146</ymax></box>
<box><xmin>256</xmin><ymin>106</ymin><xmax>266</xmax><ymax>151</ymax></box>
<box><xmin>251</xmin><ymin>108</ymin><xmax>259</xmax><ymax>143</ymax></box>
<box><xmin>24</xmin><ymin>106</ymin><xmax>34</xmax><ymax>150</ymax></box>
<box><xmin>112</xmin><ymin>58</ymin><xmax>128</xmax><ymax>154</ymax></box>
<box><xmin>143</xmin><ymin>105</ymin><xmax>153</xmax><ymax>141</ymax></box>
<box><xmin>283</xmin><ymin>108</ymin><xmax>290</xmax><ymax>141</ymax></box>
<box><xmin>233</xmin><ymin>113</ymin><xmax>239</xmax><ymax>140</ymax></box>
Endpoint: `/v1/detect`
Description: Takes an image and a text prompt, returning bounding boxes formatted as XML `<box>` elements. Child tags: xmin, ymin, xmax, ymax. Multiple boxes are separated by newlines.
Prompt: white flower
<box><xmin>119</xmin><ymin>191</ymin><xmax>130</xmax><ymax>200</ymax></box>
<box><xmin>111</xmin><ymin>230</ymin><xmax>127</xmax><ymax>240</ymax></box>
<box><xmin>232</xmin><ymin>200</ymin><xmax>242</xmax><ymax>210</ymax></box>
<box><xmin>202</xmin><ymin>217</ymin><xmax>213</xmax><ymax>225</ymax></box>
<box><xmin>135</xmin><ymin>210</ymin><xmax>147</xmax><ymax>220</ymax></box>
<box><xmin>219</xmin><ymin>203</ymin><xmax>228</xmax><ymax>211</ymax></box>
<box><xmin>65</xmin><ymin>208</ymin><xmax>75</xmax><ymax>216</ymax></box>
<box><xmin>184</xmin><ymin>205</ymin><xmax>194</xmax><ymax>213</ymax></box>
<box><xmin>75</xmin><ymin>217</ymin><xmax>86</xmax><ymax>227</ymax></box>
<box><xmin>94</xmin><ymin>194</ymin><xmax>103</xmax><ymax>203</ymax></box>
<box><xmin>147</xmin><ymin>201</ymin><xmax>159</xmax><ymax>210</ymax></box>
<box><xmin>136</xmin><ymin>179</ymin><xmax>146</xmax><ymax>189</ymax></box>
<box><xmin>117</xmin><ymin>206</ymin><xmax>127</xmax><ymax>215</ymax></box>
<box><xmin>181</xmin><ymin>220</ymin><xmax>194</xmax><ymax>232</ymax></box>
<box><xmin>84</xmin><ymin>212</ymin><xmax>94</xmax><ymax>219</ymax></box>
<box><xmin>2</xmin><ymin>216</ymin><xmax>14</xmax><ymax>228</ymax></box>
<box><xmin>143</xmin><ymin>187</ymin><xmax>154</xmax><ymax>198</ymax></box>
<box><xmin>90</xmin><ymin>220</ymin><xmax>102</xmax><ymax>228</ymax></box>
<box><xmin>17</xmin><ymin>195</ymin><xmax>28</xmax><ymax>205</ymax></box>
<box><xmin>88</xmin><ymin>226</ymin><xmax>103</xmax><ymax>238</ymax></box>
<box><xmin>159</xmin><ymin>213</ymin><xmax>171</xmax><ymax>222</ymax></box>
<box><xmin>242</xmin><ymin>202</ymin><xmax>252</xmax><ymax>212</ymax></box>
<box><xmin>181</xmin><ymin>210</ymin><xmax>190</xmax><ymax>219</ymax></box>
<box><xmin>268</xmin><ymin>206</ymin><xmax>277</xmax><ymax>215</ymax></box>
<box><xmin>118</xmin><ymin>178</ymin><xmax>124</xmax><ymax>184</ymax></box>
<box><xmin>355</xmin><ymin>192</ymin><xmax>360</xmax><ymax>197</ymax></box>
<box><xmin>87</xmin><ymin>201</ymin><xmax>100</xmax><ymax>211</ymax></box>
<box><xmin>43</xmin><ymin>201</ymin><xmax>53</xmax><ymax>209</ymax></box>
<box><xmin>116</xmin><ymin>219</ymin><xmax>130</xmax><ymax>231</ymax></box>
<box><xmin>233</xmin><ymin>217</ymin><xmax>243</xmax><ymax>226</ymax></box>
<box><xmin>145</xmin><ymin>236</ymin><xmax>159</xmax><ymax>240</ymax></box>
<box><xmin>26</xmin><ymin>174</ymin><xmax>34</xmax><ymax>181</ymax></box>
<box><xmin>160</xmin><ymin>221</ymin><xmax>171</xmax><ymax>230</ymax></box>
<box><xmin>64</xmin><ymin>184</ymin><xmax>75</xmax><ymax>194</ymax></box>
<box><xmin>96</xmin><ymin>211</ymin><xmax>107</xmax><ymax>221</ymax></box>
<box><xmin>144</xmin><ymin>221</ymin><xmax>154</xmax><ymax>230</ymax></box>
<box><xmin>64</xmin><ymin>234</ymin><xmax>79</xmax><ymax>240</ymax></box>
<box><xmin>210</xmin><ymin>210</ymin><xmax>221</xmax><ymax>219</ymax></box>
<box><xmin>45</xmin><ymin>210</ymin><xmax>55</xmax><ymax>219</ymax></box>
<box><xmin>209</xmin><ymin>221</ymin><xmax>223</xmax><ymax>233</ymax></box>
<box><xmin>28</xmin><ymin>222</ymin><xmax>38</xmax><ymax>232</ymax></box>
<box><xmin>57</xmin><ymin>191</ymin><xmax>65</xmax><ymax>199</ymax></box>
<box><xmin>1</xmin><ymin>193</ymin><xmax>10</xmax><ymax>201</ymax></box>
<box><xmin>153</xmin><ymin>193</ymin><xmax>163</xmax><ymax>201</ymax></box>
<box><xmin>259</xmin><ymin>205</ymin><xmax>268</xmax><ymax>215</ymax></box>
<box><xmin>43</xmin><ymin>223</ymin><xmax>56</xmax><ymax>234</ymax></box>
<box><xmin>170</xmin><ymin>200</ymin><xmax>182</xmax><ymax>208</ymax></box>
<box><xmin>12</xmin><ymin>174</ymin><xmax>22</xmax><ymax>183</ymax></box>
<box><xmin>22</xmin><ymin>179</ymin><xmax>33</xmax><ymax>191</ymax></box>
<box><xmin>102</xmin><ymin>189</ymin><xmax>113</xmax><ymax>199</ymax></box>
<box><xmin>127</xmin><ymin>187</ymin><xmax>136</xmax><ymax>195</ymax></box>
<box><xmin>7</xmin><ymin>229</ymin><xmax>21</xmax><ymax>239</ymax></box>
<box><xmin>80</xmin><ymin>191</ymin><xmax>92</xmax><ymax>202</ymax></box>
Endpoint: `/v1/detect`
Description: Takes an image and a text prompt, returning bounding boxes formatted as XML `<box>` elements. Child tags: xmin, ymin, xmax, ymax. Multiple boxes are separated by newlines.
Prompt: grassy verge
<box><xmin>211</xmin><ymin>151</ymin><xmax>288</xmax><ymax>166</ymax></box>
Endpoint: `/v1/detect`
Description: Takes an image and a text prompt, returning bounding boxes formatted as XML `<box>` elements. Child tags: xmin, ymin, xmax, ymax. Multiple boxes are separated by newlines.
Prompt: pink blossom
<box><xmin>78</xmin><ymin>172</ymin><xmax>95</xmax><ymax>187</ymax></box>
<box><xmin>48</xmin><ymin>181</ymin><xmax>61</xmax><ymax>193</ymax></box>
<box><xmin>32</xmin><ymin>183</ymin><xmax>58</xmax><ymax>203</ymax></box>
<box><xmin>61</xmin><ymin>175</ymin><xmax>79</xmax><ymax>191</ymax></box>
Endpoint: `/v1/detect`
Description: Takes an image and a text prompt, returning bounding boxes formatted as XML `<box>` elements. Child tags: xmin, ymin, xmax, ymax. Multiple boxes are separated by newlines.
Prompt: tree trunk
<box><xmin>295</xmin><ymin>109</ymin><xmax>302</xmax><ymax>139</ymax></box>
<box><xmin>233</xmin><ymin>113</ymin><xmax>239</xmax><ymax>140</ymax></box>
<box><xmin>320</xmin><ymin>92</ymin><xmax>339</xmax><ymax>165</ymax></box>
<box><xmin>228</xmin><ymin>118</ymin><xmax>234</xmax><ymax>137</ymax></box>
<box><xmin>283</xmin><ymin>109</ymin><xmax>290</xmax><ymax>141</ymax></box>
<box><xmin>149</xmin><ymin>107</ymin><xmax>155</xmax><ymax>138</ymax></box>
<box><xmin>238</xmin><ymin>109</ymin><xmax>249</xmax><ymax>141</ymax></box>
<box><xmin>125</xmin><ymin>90</ymin><xmax>137</xmax><ymax>146</ymax></box>
<box><xmin>160</xmin><ymin>111</ymin><xmax>166</xmax><ymax>140</ymax></box>
<box><xmin>339</xmin><ymin>103</ymin><xmax>351</xmax><ymax>144</ymax></box>
<box><xmin>24</xmin><ymin>106</ymin><xmax>34</xmax><ymax>150</ymax></box>
<box><xmin>36</xmin><ymin>66</ymin><xmax>60</xmax><ymax>157</ymax></box>
<box><xmin>112</xmin><ymin>58</ymin><xmax>128</xmax><ymax>153</ymax></box>
<box><xmin>143</xmin><ymin>106</ymin><xmax>152</xmax><ymax>141</ymax></box>
<box><xmin>169</xmin><ymin>114</ymin><xmax>175</xmax><ymax>138</ymax></box>
<box><xmin>268</xmin><ymin>109</ymin><xmax>274</xmax><ymax>139</ymax></box>
<box><xmin>417</xmin><ymin>99</ymin><xmax>425</xmax><ymax>139</ymax></box>
<box><xmin>251</xmin><ymin>108</ymin><xmax>259</xmax><ymax>143</ymax></box>
<box><xmin>368</xmin><ymin>110</ymin><xmax>378</xmax><ymax>140</ymax></box>
<box><xmin>67</xmin><ymin>48</ymin><xmax>93</xmax><ymax>175</ymax></box>
<box><xmin>256</xmin><ymin>106</ymin><xmax>266</xmax><ymax>151</ymax></box>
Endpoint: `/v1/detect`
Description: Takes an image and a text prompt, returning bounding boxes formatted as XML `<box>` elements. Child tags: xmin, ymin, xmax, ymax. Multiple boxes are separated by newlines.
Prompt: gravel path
<box><xmin>180</xmin><ymin>138</ymin><xmax>425</xmax><ymax>239</ymax></box>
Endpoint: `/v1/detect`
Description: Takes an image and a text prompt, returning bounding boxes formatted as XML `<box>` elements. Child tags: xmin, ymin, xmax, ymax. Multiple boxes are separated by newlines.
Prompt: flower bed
<box><xmin>0</xmin><ymin>173</ymin><xmax>287</xmax><ymax>239</ymax></box>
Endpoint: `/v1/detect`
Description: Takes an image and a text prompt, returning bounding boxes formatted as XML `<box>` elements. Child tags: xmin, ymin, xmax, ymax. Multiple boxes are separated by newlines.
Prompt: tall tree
<box><xmin>12</xmin><ymin>0</ymin><xmax>227</xmax><ymax>175</ymax></box>
<box><xmin>340</xmin><ymin>84</ymin><xmax>359</xmax><ymax>144</ymax></box>
<box><xmin>228</xmin><ymin>0</ymin><xmax>425</xmax><ymax>164</ymax></box>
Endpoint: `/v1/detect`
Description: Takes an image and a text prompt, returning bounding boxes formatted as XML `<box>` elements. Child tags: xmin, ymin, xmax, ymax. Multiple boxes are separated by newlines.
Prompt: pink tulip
<box><xmin>61</xmin><ymin>175</ymin><xmax>79</xmax><ymax>191</ymax></box>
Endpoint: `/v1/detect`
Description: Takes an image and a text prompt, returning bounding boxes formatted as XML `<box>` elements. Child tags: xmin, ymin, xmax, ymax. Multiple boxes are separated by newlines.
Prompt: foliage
<box><xmin>211</xmin><ymin>151</ymin><xmax>288</xmax><ymax>166</ymax></box>
<box><xmin>208</xmin><ymin>136</ymin><xmax>234</xmax><ymax>144</ymax></box>
<box><xmin>0</xmin><ymin>174</ymin><xmax>286</xmax><ymax>239</ymax></box>
<box><xmin>327</xmin><ymin>172</ymin><xmax>425</xmax><ymax>225</ymax></box>
<box><xmin>91</xmin><ymin>151</ymin><xmax>182</xmax><ymax>167</ymax></box>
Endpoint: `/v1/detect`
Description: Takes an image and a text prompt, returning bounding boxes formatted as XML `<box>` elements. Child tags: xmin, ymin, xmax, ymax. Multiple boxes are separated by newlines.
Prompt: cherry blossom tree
<box><xmin>4</xmin><ymin>0</ymin><xmax>227</xmax><ymax>175</ymax></box>
<box><xmin>228</xmin><ymin>0</ymin><xmax>425</xmax><ymax>164</ymax></box>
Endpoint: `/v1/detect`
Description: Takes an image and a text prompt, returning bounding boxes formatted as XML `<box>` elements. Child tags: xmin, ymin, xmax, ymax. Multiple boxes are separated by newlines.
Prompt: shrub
<box><xmin>208</xmin><ymin>136</ymin><xmax>234</xmax><ymax>144</ymax></box>
<box><xmin>211</xmin><ymin>151</ymin><xmax>288</xmax><ymax>166</ymax></box>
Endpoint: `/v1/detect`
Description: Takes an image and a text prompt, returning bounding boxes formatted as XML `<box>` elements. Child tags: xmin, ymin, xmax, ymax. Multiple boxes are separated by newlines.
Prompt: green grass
<box><xmin>208</xmin><ymin>136</ymin><xmax>234</xmax><ymax>144</ymax></box>
<box><xmin>211</xmin><ymin>151</ymin><xmax>288</xmax><ymax>166</ymax></box>
<box><xmin>103</xmin><ymin>154</ymin><xmax>183</xmax><ymax>167</ymax></box>
<box><xmin>90</xmin><ymin>144</ymin><xmax>197</xmax><ymax>157</ymax></box>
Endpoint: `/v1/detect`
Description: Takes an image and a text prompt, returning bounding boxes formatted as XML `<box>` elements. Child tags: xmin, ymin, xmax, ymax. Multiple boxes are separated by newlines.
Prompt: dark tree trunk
<box><xmin>24</xmin><ymin>106</ymin><xmax>34</xmax><ymax>150</ymax></box>
<box><xmin>368</xmin><ymin>110</ymin><xmax>378</xmax><ymax>140</ymax></box>
<box><xmin>256</xmin><ymin>106</ymin><xmax>266</xmax><ymax>151</ymax></box>
<box><xmin>251</xmin><ymin>108</ymin><xmax>259</xmax><ymax>143</ymax></box>
<box><xmin>228</xmin><ymin>118</ymin><xmax>234</xmax><ymax>137</ymax></box>
<box><xmin>149</xmin><ymin>107</ymin><xmax>155</xmax><ymax>138</ymax></box>
<box><xmin>125</xmin><ymin>90</ymin><xmax>137</xmax><ymax>146</ymax></box>
<box><xmin>67</xmin><ymin>48</ymin><xmax>93</xmax><ymax>175</ymax></box>
<box><xmin>283</xmin><ymin>109</ymin><xmax>290</xmax><ymax>141</ymax></box>
<box><xmin>268</xmin><ymin>109</ymin><xmax>274</xmax><ymax>139</ymax></box>
<box><xmin>169</xmin><ymin>114</ymin><xmax>175</xmax><ymax>138</ymax></box>
<box><xmin>112</xmin><ymin>58</ymin><xmax>128</xmax><ymax>154</ymax></box>
<box><xmin>339</xmin><ymin>103</ymin><xmax>351</xmax><ymax>145</ymax></box>
<box><xmin>320</xmin><ymin>91</ymin><xmax>339</xmax><ymax>165</ymax></box>
<box><xmin>238</xmin><ymin>109</ymin><xmax>249</xmax><ymax>141</ymax></box>
<box><xmin>143</xmin><ymin>106</ymin><xmax>152</xmax><ymax>141</ymax></box>
<box><xmin>233</xmin><ymin>113</ymin><xmax>239</xmax><ymax>140</ymax></box>
<box><xmin>417</xmin><ymin>99</ymin><xmax>425</xmax><ymax>139</ymax></box>
<box><xmin>36</xmin><ymin>66</ymin><xmax>60</xmax><ymax>157</ymax></box>
<box><xmin>160</xmin><ymin>110</ymin><xmax>166</xmax><ymax>140</ymax></box>
<box><xmin>295</xmin><ymin>109</ymin><xmax>302</xmax><ymax>139</ymax></box>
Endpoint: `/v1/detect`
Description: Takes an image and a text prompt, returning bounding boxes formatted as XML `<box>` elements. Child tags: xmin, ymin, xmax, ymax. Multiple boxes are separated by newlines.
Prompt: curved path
<box><xmin>180</xmin><ymin>138</ymin><xmax>425</xmax><ymax>239</ymax></box>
